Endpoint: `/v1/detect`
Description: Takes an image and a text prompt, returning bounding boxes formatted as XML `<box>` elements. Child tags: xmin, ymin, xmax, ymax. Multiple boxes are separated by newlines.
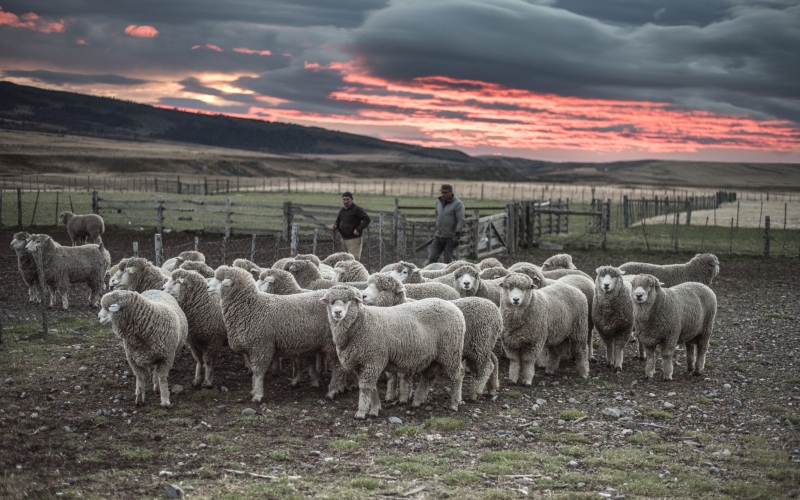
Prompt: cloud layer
<box><xmin>0</xmin><ymin>0</ymin><xmax>798</xmax><ymax>162</ymax></box>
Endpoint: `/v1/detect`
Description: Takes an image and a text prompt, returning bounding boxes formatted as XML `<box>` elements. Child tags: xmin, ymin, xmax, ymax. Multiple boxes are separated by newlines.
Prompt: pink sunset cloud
<box><xmin>124</xmin><ymin>25</ymin><xmax>158</xmax><ymax>38</ymax></box>
<box><xmin>0</xmin><ymin>7</ymin><xmax>64</xmax><ymax>33</ymax></box>
<box><xmin>233</xmin><ymin>47</ymin><xmax>272</xmax><ymax>56</ymax></box>
<box><xmin>249</xmin><ymin>61</ymin><xmax>800</xmax><ymax>155</ymax></box>
<box><xmin>192</xmin><ymin>44</ymin><xmax>223</xmax><ymax>52</ymax></box>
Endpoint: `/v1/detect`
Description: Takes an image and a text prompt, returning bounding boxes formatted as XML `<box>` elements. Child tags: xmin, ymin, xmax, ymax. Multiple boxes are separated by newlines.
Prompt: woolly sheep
<box><xmin>295</xmin><ymin>254</ymin><xmax>337</xmax><ymax>279</ymax></box>
<box><xmin>257</xmin><ymin>268</ymin><xmax>311</xmax><ymax>295</ymax></box>
<box><xmin>361</xmin><ymin>274</ymin><xmax>500</xmax><ymax>400</ymax></box>
<box><xmin>508</xmin><ymin>261</ymin><xmax>541</xmax><ymax>272</ymax></box>
<box><xmin>631</xmin><ymin>274</ymin><xmax>717</xmax><ymax>380</ymax></box>
<box><xmin>99</xmin><ymin>289</ymin><xmax>188</xmax><ymax>406</ymax></box>
<box><xmin>332</xmin><ymin>260</ymin><xmax>370</xmax><ymax>283</ymax></box>
<box><xmin>295</xmin><ymin>253</ymin><xmax>322</xmax><ymax>267</ymax></box>
<box><xmin>208</xmin><ymin>266</ymin><xmax>348</xmax><ymax>402</ymax></box>
<box><xmin>620</xmin><ymin>253</ymin><xmax>720</xmax><ymax>287</ymax></box>
<box><xmin>386</xmin><ymin>261</ymin><xmax>426</xmax><ymax>284</ymax></box>
<box><xmin>320</xmin><ymin>284</ymin><xmax>465</xmax><ymax>418</ymax></box>
<box><xmin>233</xmin><ymin>258</ymin><xmax>263</xmax><ymax>280</ymax></box>
<box><xmin>162</xmin><ymin>250</ymin><xmax>206</xmax><ymax>273</ymax></box>
<box><xmin>453</xmin><ymin>264</ymin><xmax>503</xmax><ymax>306</ymax></box>
<box><xmin>179</xmin><ymin>260</ymin><xmax>216</xmax><ymax>278</ymax></box>
<box><xmin>111</xmin><ymin>257</ymin><xmax>170</xmax><ymax>292</ymax></box>
<box><xmin>11</xmin><ymin>232</ymin><xmax>42</xmax><ymax>303</ymax></box>
<box><xmin>593</xmin><ymin>266</ymin><xmax>634</xmax><ymax>372</ymax></box>
<box><xmin>542</xmin><ymin>268</ymin><xmax>593</xmax><ymax>281</ymax></box>
<box><xmin>25</xmin><ymin>234</ymin><xmax>110</xmax><ymax>309</ymax></box>
<box><xmin>321</xmin><ymin>252</ymin><xmax>355</xmax><ymax>267</ymax></box>
<box><xmin>478</xmin><ymin>257</ymin><xmax>504</xmax><ymax>270</ymax></box>
<box><xmin>59</xmin><ymin>211</ymin><xmax>105</xmax><ymax>245</ymax></box>
<box><xmin>419</xmin><ymin>260</ymin><xmax>471</xmax><ymax>279</ymax></box>
<box><xmin>404</xmin><ymin>281</ymin><xmax>461</xmax><ymax>301</ymax></box>
<box><xmin>285</xmin><ymin>259</ymin><xmax>336</xmax><ymax>290</ymax></box>
<box><xmin>479</xmin><ymin>267</ymin><xmax>510</xmax><ymax>280</ymax></box>
<box><xmin>500</xmin><ymin>273</ymin><xmax>589</xmax><ymax>384</ymax></box>
<box><xmin>541</xmin><ymin>253</ymin><xmax>577</xmax><ymax>272</ymax></box>
<box><xmin>163</xmin><ymin>269</ymin><xmax>228</xmax><ymax>388</ymax></box>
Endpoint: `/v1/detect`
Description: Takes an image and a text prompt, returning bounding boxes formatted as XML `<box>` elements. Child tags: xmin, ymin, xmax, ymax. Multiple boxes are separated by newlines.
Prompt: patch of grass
<box><xmin>504</xmin><ymin>390</ymin><xmax>522</xmax><ymax>399</ymax></box>
<box><xmin>782</xmin><ymin>414</ymin><xmax>799</xmax><ymax>425</ymax></box>
<box><xmin>558</xmin><ymin>445</ymin><xmax>589</xmax><ymax>458</ymax></box>
<box><xmin>695</xmin><ymin>395</ymin><xmax>712</xmax><ymax>404</ymax></box>
<box><xmin>763</xmin><ymin>403</ymin><xmax>786</xmax><ymax>413</ymax></box>
<box><xmin>559</xmin><ymin>409</ymin><xmax>586</xmax><ymax>420</ymax></box>
<box><xmin>269</xmin><ymin>450</ymin><xmax>289</xmax><ymax>461</ymax></box>
<box><xmin>442</xmin><ymin>469</ymin><xmax>482</xmax><ymax>486</ymax></box>
<box><xmin>425</xmin><ymin>417</ymin><xmax>463</xmax><ymax>432</ymax></box>
<box><xmin>350</xmin><ymin>476</ymin><xmax>380</xmax><ymax>490</ymax></box>
<box><xmin>628</xmin><ymin>431</ymin><xmax>660</xmax><ymax>445</ymax></box>
<box><xmin>647</xmin><ymin>410</ymin><xmax>674</xmax><ymax>420</ymax></box>
<box><xmin>329</xmin><ymin>439</ymin><xmax>359</xmax><ymax>452</ymax></box>
<box><xmin>118</xmin><ymin>447</ymin><xmax>156</xmax><ymax>461</ymax></box>
<box><xmin>541</xmin><ymin>433</ymin><xmax>590</xmax><ymax>444</ymax></box>
<box><xmin>394</xmin><ymin>425</ymin><xmax>425</xmax><ymax>437</ymax></box>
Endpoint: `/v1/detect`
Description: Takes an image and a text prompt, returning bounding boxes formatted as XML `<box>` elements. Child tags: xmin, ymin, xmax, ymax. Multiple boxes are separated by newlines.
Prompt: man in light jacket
<box><xmin>428</xmin><ymin>183</ymin><xmax>465</xmax><ymax>264</ymax></box>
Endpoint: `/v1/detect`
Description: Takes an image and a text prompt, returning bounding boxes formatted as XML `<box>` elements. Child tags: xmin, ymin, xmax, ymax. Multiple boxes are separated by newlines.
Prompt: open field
<box><xmin>1</xmin><ymin>247</ymin><xmax>798</xmax><ymax>499</ymax></box>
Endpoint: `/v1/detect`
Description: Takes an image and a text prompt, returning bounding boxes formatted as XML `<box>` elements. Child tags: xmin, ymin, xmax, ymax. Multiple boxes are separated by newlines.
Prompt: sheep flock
<box><xmin>10</xmin><ymin>227</ymin><xmax>722</xmax><ymax>418</ymax></box>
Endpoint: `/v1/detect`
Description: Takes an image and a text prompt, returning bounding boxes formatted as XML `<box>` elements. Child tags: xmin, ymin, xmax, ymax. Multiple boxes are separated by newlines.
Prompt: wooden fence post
<box><xmin>251</xmin><ymin>233</ymin><xmax>257</xmax><ymax>262</ymax></box>
<box><xmin>290</xmin><ymin>223</ymin><xmax>299</xmax><ymax>257</ymax></box>
<box><xmin>729</xmin><ymin>218</ymin><xmax>734</xmax><ymax>254</ymax></box>
<box><xmin>54</xmin><ymin>191</ymin><xmax>59</xmax><ymax>226</ymax></box>
<box><xmin>222</xmin><ymin>237</ymin><xmax>227</xmax><ymax>265</ymax></box>
<box><xmin>17</xmin><ymin>188</ymin><xmax>22</xmax><ymax>228</ymax></box>
<box><xmin>700</xmin><ymin>217</ymin><xmax>709</xmax><ymax>252</ymax></box>
<box><xmin>605</xmin><ymin>199</ymin><xmax>612</xmax><ymax>230</ymax></box>
<box><xmin>397</xmin><ymin>215</ymin><xmax>406</xmax><ymax>261</ymax></box>
<box><xmin>672</xmin><ymin>211</ymin><xmax>680</xmax><ymax>252</ymax></box>
<box><xmin>34</xmin><ymin>246</ymin><xmax>48</xmax><ymax>336</ymax></box>
<box><xmin>623</xmin><ymin>195</ymin><xmax>630</xmax><ymax>228</ymax></box>
<box><xmin>393</xmin><ymin>198</ymin><xmax>400</xmax><ymax>261</ymax></box>
<box><xmin>565</xmin><ymin>198</ymin><xmax>570</xmax><ymax>234</ymax></box>
<box><xmin>133</xmin><ymin>241</ymin><xmax>139</xmax><ymax>257</ymax></box>
<box><xmin>472</xmin><ymin>208</ymin><xmax>480</xmax><ymax>258</ymax></box>
<box><xmin>30</xmin><ymin>189</ymin><xmax>40</xmax><ymax>226</ymax></box>
<box><xmin>194</xmin><ymin>236</ymin><xmax>199</xmax><ymax>252</ymax></box>
<box><xmin>600</xmin><ymin>207</ymin><xmax>607</xmax><ymax>252</ymax></box>
<box><xmin>686</xmin><ymin>199</ymin><xmax>692</xmax><ymax>226</ymax></box>
<box><xmin>312</xmin><ymin>229</ymin><xmax>319</xmax><ymax>256</ymax></box>
<box><xmin>225</xmin><ymin>197</ymin><xmax>232</xmax><ymax>239</ymax></box>
<box><xmin>282</xmin><ymin>201</ymin><xmax>293</xmax><ymax>239</ymax></box>
<box><xmin>92</xmin><ymin>190</ymin><xmax>99</xmax><ymax>214</ymax></box>
<box><xmin>157</xmin><ymin>196</ymin><xmax>164</xmax><ymax>234</ymax></box>
<box><xmin>764</xmin><ymin>216</ymin><xmax>770</xmax><ymax>257</ymax></box>
<box><xmin>154</xmin><ymin>233</ymin><xmax>163</xmax><ymax>267</ymax></box>
<box><xmin>0</xmin><ymin>189</ymin><xmax>3</xmax><ymax>228</ymax></box>
<box><xmin>379</xmin><ymin>213</ymin><xmax>385</xmax><ymax>269</ymax></box>
<box><xmin>177</xmin><ymin>176</ymin><xmax>182</xmax><ymax>195</ymax></box>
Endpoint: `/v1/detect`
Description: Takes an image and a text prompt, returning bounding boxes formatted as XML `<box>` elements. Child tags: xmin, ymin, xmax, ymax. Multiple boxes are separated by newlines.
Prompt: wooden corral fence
<box><xmin>623</xmin><ymin>191</ymin><xmax>737</xmax><ymax>227</ymax></box>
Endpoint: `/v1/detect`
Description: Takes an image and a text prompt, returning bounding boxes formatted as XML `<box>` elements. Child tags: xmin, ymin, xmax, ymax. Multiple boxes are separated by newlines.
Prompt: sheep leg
<box><xmin>469</xmin><ymin>358</ymin><xmax>492</xmax><ymax>401</ymax></box>
<box><xmin>61</xmin><ymin>290</ymin><xmax>69</xmax><ymax>310</ymax></box>
<box><xmin>534</xmin><ymin>350</ymin><xmax>548</xmax><ymax>368</ymax></box>
<box><xmin>307</xmin><ymin>356</ymin><xmax>321</xmax><ymax>388</ymax></box>
<box><xmin>506</xmin><ymin>350</ymin><xmax>521</xmax><ymax>384</ymax></box>
<box><xmin>643</xmin><ymin>346</ymin><xmax>658</xmax><ymax>379</ymax></box>
<box><xmin>249</xmin><ymin>351</ymin><xmax>272</xmax><ymax>403</ymax></box>
<box><xmin>290</xmin><ymin>358</ymin><xmax>303</xmax><ymax>386</ymax></box>
<box><xmin>411</xmin><ymin>370</ymin><xmax>435</xmax><ymax>408</ymax></box>
<box><xmin>385</xmin><ymin>372</ymin><xmax>398</xmax><ymax>402</ymax></box>
<box><xmin>202</xmin><ymin>350</ymin><xmax>217</xmax><ymax>389</ymax></box>
<box><xmin>685</xmin><ymin>342</ymin><xmax>697</xmax><ymax>373</ymax></box>
<box><xmin>612</xmin><ymin>337</ymin><xmax>627</xmax><ymax>372</ymax></box>
<box><xmin>131</xmin><ymin>364</ymin><xmax>149</xmax><ymax>406</ymax></box>
<box><xmin>326</xmin><ymin>366</ymin><xmax>349</xmax><ymax>400</ymax></box>
<box><xmin>446</xmin><ymin>365</ymin><xmax>464</xmax><ymax>412</ymax></box>
<box><xmin>398</xmin><ymin>374</ymin><xmax>414</xmax><ymax>404</ymax></box>
<box><xmin>572</xmin><ymin>340</ymin><xmax>590</xmax><ymax>379</ymax></box>
<box><xmin>520</xmin><ymin>349</ymin><xmax>537</xmax><ymax>386</ymax></box>
<box><xmin>661</xmin><ymin>344</ymin><xmax>676</xmax><ymax>381</ymax></box>
<box><xmin>189</xmin><ymin>345</ymin><xmax>204</xmax><ymax>388</ymax></box>
<box><xmin>155</xmin><ymin>365</ymin><xmax>172</xmax><ymax>407</ymax></box>
<box><xmin>355</xmin><ymin>367</ymin><xmax>381</xmax><ymax>419</ymax></box>
<box><xmin>487</xmin><ymin>353</ymin><xmax>500</xmax><ymax>397</ymax></box>
<box><xmin>604</xmin><ymin>339</ymin><xmax>614</xmax><ymax>368</ymax></box>
<box><xmin>693</xmin><ymin>341</ymin><xmax>709</xmax><ymax>375</ymax></box>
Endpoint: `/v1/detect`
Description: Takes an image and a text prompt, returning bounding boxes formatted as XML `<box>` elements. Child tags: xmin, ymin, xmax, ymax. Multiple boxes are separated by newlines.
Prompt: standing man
<box><xmin>331</xmin><ymin>191</ymin><xmax>371</xmax><ymax>261</ymax></box>
<box><xmin>428</xmin><ymin>184</ymin><xmax>465</xmax><ymax>264</ymax></box>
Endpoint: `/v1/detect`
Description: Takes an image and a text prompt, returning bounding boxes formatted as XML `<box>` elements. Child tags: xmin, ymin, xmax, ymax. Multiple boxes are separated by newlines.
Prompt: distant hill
<box><xmin>1</xmin><ymin>81</ymin><xmax>798</xmax><ymax>190</ymax></box>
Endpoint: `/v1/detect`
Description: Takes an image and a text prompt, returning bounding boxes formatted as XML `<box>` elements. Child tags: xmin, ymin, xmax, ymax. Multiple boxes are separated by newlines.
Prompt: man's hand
<box><xmin>452</xmin><ymin>232</ymin><xmax>461</xmax><ymax>247</ymax></box>
<box><xmin>330</xmin><ymin>224</ymin><xmax>337</xmax><ymax>230</ymax></box>
<box><xmin>353</xmin><ymin>229</ymin><xmax>360</xmax><ymax>236</ymax></box>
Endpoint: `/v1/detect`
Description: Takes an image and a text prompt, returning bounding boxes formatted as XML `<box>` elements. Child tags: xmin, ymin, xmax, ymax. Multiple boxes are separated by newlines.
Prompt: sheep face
<box><xmin>99</xmin><ymin>290</ymin><xmax>130</xmax><ymax>324</ymax></box>
<box><xmin>58</xmin><ymin>211</ymin><xmax>73</xmax><ymax>225</ymax></box>
<box><xmin>24</xmin><ymin>234</ymin><xmax>47</xmax><ymax>253</ymax></box>
<box><xmin>595</xmin><ymin>266</ymin><xmax>625</xmax><ymax>293</ymax></box>
<box><xmin>631</xmin><ymin>275</ymin><xmax>663</xmax><ymax>304</ymax></box>
<box><xmin>513</xmin><ymin>267</ymin><xmax>544</xmax><ymax>287</ymax></box>
<box><xmin>177</xmin><ymin>251</ymin><xmax>205</xmax><ymax>263</ymax></box>
<box><xmin>454</xmin><ymin>265</ymin><xmax>481</xmax><ymax>292</ymax></box>
<box><xmin>320</xmin><ymin>285</ymin><xmax>362</xmax><ymax>322</ymax></box>
<box><xmin>458</xmin><ymin>272</ymin><xmax>476</xmax><ymax>291</ymax></box>
<box><xmin>695</xmin><ymin>253</ymin><xmax>720</xmax><ymax>282</ymax></box>
<box><xmin>331</xmin><ymin>266</ymin><xmax>343</xmax><ymax>282</ymax></box>
<box><xmin>500</xmin><ymin>274</ymin><xmax>536</xmax><ymax>307</ymax></box>
<box><xmin>206</xmin><ymin>277</ymin><xmax>231</xmax><ymax>295</ymax></box>
<box><xmin>10</xmin><ymin>232</ymin><xmax>30</xmax><ymax>251</ymax></box>
<box><xmin>257</xmin><ymin>274</ymin><xmax>275</xmax><ymax>293</ymax></box>
<box><xmin>388</xmin><ymin>262</ymin><xmax>415</xmax><ymax>283</ymax></box>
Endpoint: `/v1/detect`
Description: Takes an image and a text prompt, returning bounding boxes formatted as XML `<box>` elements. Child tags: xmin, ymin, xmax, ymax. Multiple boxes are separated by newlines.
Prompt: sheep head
<box><xmin>10</xmin><ymin>232</ymin><xmax>31</xmax><ymax>251</ymax></box>
<box><xmin>499</xmin><ymin>273</ymin><xmax>537</xmax><ymax>307</ymax></box>
<box><xmin>208</xmin><ymin>266</ymin><xmax>255</xmax><ymax>299</ymax></box>
<box><xmin>630</xmin><ymin>274</ymin><xmax>663</xmax><ymax>304</ymax></box>
<box><xmin>58</xmin><ymin>211</ymin><xmax>74</xmax><ymax>225</ymax></box>
<box><xmin>512</xmin><ymin>266</ymin><xmax>545</xmax><ymax>288</ymax></box>
<box><xmin>388</xmin><ymin>261</ymin><xmax>417</xmax><ymax>283</ymax></box>
<box><xmin>362</xmin><ymin>273</ymin><xmax>405</xmax><ymax>305</ymax></box>
<box><xmin>454</xmin><ymin>264</ymin><xmax>481</xmax><ymax>292</ymax></box>
<box><xmin>112</xmin><ymin>257</ymin><xmax>151</xmax><ymax>290</ymax></box>
<box><xmin>320</xmin><ymin>284</ymin><xmax>362</xmax><ymax>322</ymax></box>
<box><xmin>99</xmin><ymin>289</ymin><xmax>135</xmax><ymax>325</ymax></box>
<box><xmin>595</xmin><ymin>266</ymin><xmax>626</xmax><ymax>294</ymax></box>
<box><xmin>542</xmin><ymin>253</ymin><xmax>576</xmax><ymax>272</ymax></box>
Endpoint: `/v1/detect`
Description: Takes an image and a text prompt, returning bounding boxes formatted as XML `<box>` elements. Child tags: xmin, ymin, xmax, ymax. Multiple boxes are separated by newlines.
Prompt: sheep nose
<box><xmin>512</xmin><ymin>297</ymin><xmax>520</xmax><ymax>305</ymax></box>
<box><xmin>603</xmin><ymin>284</ymin><xmax>610</xmax><ymax>290</ymax></box>
<box><xmin>634</xmin><ymin>293</ymin><xmax>643</xmax><ymax>301</ymax></box>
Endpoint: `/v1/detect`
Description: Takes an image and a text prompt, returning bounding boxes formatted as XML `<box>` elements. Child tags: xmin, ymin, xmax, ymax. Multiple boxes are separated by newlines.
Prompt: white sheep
<box><xmin>59</xmin><ymin>211</ymin><xmax>105</xmax><ymax>245</ymax></box>
<box><xmin>631</xmin><ymin>274</ymin><xmax>717</xmax><ymax>380</ymax></box>
<box><xmin>620</xmin><ymin>253</ymin><xmax>720</xmax><ymax>287</ymax></box>
<box><xmin>257</xmin><ymin>268</ymin><xmax>311</xmax><ymax>295</ymax></box>
<box><xmin>161</xmin><ymin>250</ymin><xmax>206</xmax><ymax>273</ymax></box>
<box><xmin>361</xmin><ymin>273</ymin><xmax>500</xmax><ymax>401</ymax></box>
<box><xmin>232</xmin><ymin>258</ymin><xmax>263</xmax><ymax>280</ymax></box>
<box><xmin>208</xmin><ymin>266</ymin><xmax>348</xmax><ymax>402</ymax></box>
<box><xmin>10</xmin><ymin>232</ymin><xmax>42</xmax><ymax>303</ymax></box>
<box><xmin>500</xmin><ymin>273</ymin><xmax>589</xmax><ymax>384</ymax></box>
<box><xmin>332</xmin><ymin>260</ymin><xmax>370</xmax><ymax>283</ymax></box>
<box><xmin>321</xmin><ymin>252</ymin><xmax>355</xmax><ymax>267</ymax></box>
<box><xmin>453</xmin><ymin>264</ymin><xmax>503</xmax><ymax>306</ymax></box>
<box><xmin>111</xmin><ymin>257</ymin><xmax>170</xmax><ymax>292</ymax></box>
<box><xmin>163</xmin><ymin>269</ymin><xmax>228</xmax><ymax>388</ymax></box>
<box><xmin>320</xmin><ymin>284</ymin><xmax>465</xmax><ymax>419</ymax></box>
<box><xmin>179</xmin><ymin>260</ymin><xmax>216</xmax><ymax>278</ymax></box>
<box><xmin>25</xmin><ymin>234</ymin><xmax>110</xmax><ymax>309</ymax></box>
<box><xmin>541</xmin><ymin>253</ymin><xmax>577</xmax><ymax>272</ymax></box>
<box><xmin>99</xmin><ymin>289</ymin><xmax>188</xmax><ymax>407</ymax></box>
<box><xmin>593</xmin><ymin>266</ymin><xmax>634</xmax><ymax>372</ymax></box>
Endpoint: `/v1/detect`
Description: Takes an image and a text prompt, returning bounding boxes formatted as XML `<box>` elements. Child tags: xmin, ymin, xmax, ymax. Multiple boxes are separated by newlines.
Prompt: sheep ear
<box><xmin>498</xmin><ymin>281</ymin><xmax>505</xmax><ymax>288</ymax></box>
<box><xmin>222</xmin><ymin>278</ymin><xmax>232</xmax><ymax>287</ymax></box>
<box><xmin>354</xmin><ymin>295</ymin><xmax>363</xmax><ymax>304</ymax></box>
<box><xmin>319</xmin><ymin>297</ymin><xmax>329</xmax><ymax>305</ymax></box>
<box><xmin>530</xmin><ymin>283</ymin><xmax>537</xmax><ymax>289</ymax></box>
<box><xmin>109</xmin><ymin>303</ymin><xmax>119</xmax><ymax>312</ymax></box>
<box><xmin>657</xmin><ymin>281</ymin><xmax>665</xmax><ymax>287</ymax></box>
<box><xmin>619</xmin><ymin>270</ymin><xmax>626</xmax><ymax>275</ymax></box>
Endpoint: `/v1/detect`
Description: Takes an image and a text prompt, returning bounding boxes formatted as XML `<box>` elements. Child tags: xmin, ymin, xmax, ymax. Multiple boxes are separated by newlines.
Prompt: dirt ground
<box><xmin>0</xmin><ymin>227</ymin><xmax>798</xmax><ymax>499</ymax></box>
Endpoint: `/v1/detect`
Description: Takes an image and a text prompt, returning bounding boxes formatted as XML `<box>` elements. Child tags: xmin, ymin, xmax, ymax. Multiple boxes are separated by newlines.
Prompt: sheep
<box><xmin>208</xmin><ymin>266</ymin><xmax>348</xmax><ymax>402</ymax></box>
<box><xmin>619</xmin><ymin>253</ymin><xmax>720</xmax><ymax>287</ymax></box>
<box><xmin>98</xmin><ymin>289</ymin><xmax>188</xmax><ymax>407</ymax></box>
<box><xmin>630</xmin><ymin>274</ymin><xmax>717</xmax><ymax>380</ymax></box>
<box><xmin>25</xmin><ymin>234</ymin><xmax>110</xmax><ymax>309</ymax></box>
<box><xmin>59</xmin><ymin>211</ymin><xmax>105</xmax><ymax>245</ymax></box>
<box><xmin>179</xmin><ymin>260</ymin><xmax>216</xmax><ymax>278</ymax></box>
<box><xmin>593</xmin><ymin>266</ymin><xmax>634</xmax><ymax>372</ymax></box>
<box><xmin>508</xmin><ymin>261</ymin><xmax>540</xmax><ymax>272</ymax></box>
<box><xmin>479</xmin><ymin>267</ymin><xmax>510</xmax><ymax>280</ymax></box>
<box><xmin>419</xmin><ymin>260</ymin><xmax>471</xmax><ymax>279</ymax></box>
<box><xmin>163</xmin><ymin>269</ymin><xmax>227</xmax><ymax>388</ymax></box>
<box><xmin>10</xmin><ymin>232</ymin><xmax>42</xmax><ymax>303</ymax></box>
<box><xmin>321</xmin><ymin>252</ymin><xmax>355</xmax><ymax>267</ymax></box>
<box><xmin>233</xmin><ymin>258</ymin><xmax>263</xmax><ymax>280</ymax></box>
<box><xmin>453</xmin><ymin>264</ymin><xmax>503</xmax><ymax>306</ymax></box>
<box><xmin>478</xmin><ymin>257</ymin><xmax>504</xmax><ymax>270</ymax></box>
<box><xmin>422</xmin><ymin>262</ymin><xmax>448</xmax><ymax>271</ymax></box>
<box><xmin>361</xmin><ymin>273</ymin><xmax>500</xmax><ymax>400</ymax></box>
<box><xmin>405</xmin><ymin>282</ymin><xmax>461</xmax><ymax>301</ymax></box>
<box><xmin>386</xmin><ymin>261</ymin><xmax>427</xmax><ymax>284</ymax></box>
<box><xmin>295</xmin><ymin>253</ymin><xmax>322</xmax><ymax>267</ymax></box>
<box><xmin>257</xmin><ymin>268</ymin><xmax>311</xmax><ymax>295</ymax></box>
<box><xmin>542</xmin><ymin>268</ymin><xmax>593</xmax><ymax>281</ymax></box>
<box><xmin>285</xmin><ymin>259</ymin><xmax>336</xmax><ymax>290</ymax></box>
<box><xmin>332</xmin><ymin>260</ymin><xmax>370</xmax><ymax>283</ymax></box>
<box><xmin>500</xmin><ymin>273</ymin><xmax>589</xmax><ymax>384</ymax></box>
<box><xmin>295</xmin><ymin>254</ymin><xmax>337</xmax><ymax>279</ymax></box>
<box><xmin>320</xmin><ymin>284</ymin><xmax>465</xmax><ymax>418</ymax></box>
<box><xmin>111</xmin><ymin>257</ymin><xmax>170</xmax><ymax>292</ymax></box>
<box><xmin>541</xmin><ymin>253</ymin><xmax>577</xmax><ymax>272</ymax></box>
<box><xmin>272</xmin><ymin>257</ymin><xmax>294</xmax><ymax>270</ymax></box>
<box><xmin>162</xmin><ymin>250</ymin><xmax>206</xmax><ymax>273</ymax></box>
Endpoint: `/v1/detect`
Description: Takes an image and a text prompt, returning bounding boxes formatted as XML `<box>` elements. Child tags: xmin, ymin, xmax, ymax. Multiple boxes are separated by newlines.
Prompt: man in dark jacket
<box><xmin>428</xmin><ymin>184</ymin><xmax>465</xmax><ymax>264</ymax></box>
<box><xmin>331</xmin><ymin>191</ymin><xmax>371</xmax><ymax>260</ymax></box>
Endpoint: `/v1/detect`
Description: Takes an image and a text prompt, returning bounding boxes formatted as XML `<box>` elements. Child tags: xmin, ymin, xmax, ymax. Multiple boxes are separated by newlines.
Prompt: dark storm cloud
<box><xmin>350</xmin><ymin>0</ymin><xmax>800</xmax><ymax>122</ymax></box>
<box><xmin>2</xmin><ymin>69</ymin><xmax>149</xmax><ymax>86</ymax></box>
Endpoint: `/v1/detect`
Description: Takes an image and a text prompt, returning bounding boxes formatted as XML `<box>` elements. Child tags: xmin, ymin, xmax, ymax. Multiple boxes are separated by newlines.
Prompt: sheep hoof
<box><xmin>160</xmin><ymin>402</ymin><xmax>171</xmax><ymax>408</ymax></box>
<box><xmin>325</xmin><ymin>390</ymin><xmax>339</xmax><ymax>400</ymax></box>
<box><xmin>692</xmin><ymin>371</ymin><xmax>703</xmax><ymax>377</ymax></box>
<box><xmin>613</xmin><ymin>367</ymin><xmax>622</xmax><ymax>373</ymax></box>
<box><xmin>590</xmin><ymin>356</ymin><xmax>599</xmax><ymax>364</ymax></box>
<box><xmin>192</xmin><ymin>380</ymin><xmax>203</xmax><ymax>388</ymax></box>
<box><xmin>251</xmin><ymin>396</ymin><xmax>263</xmax><ymax>403</ymax></box>
<box><xmin>354</xmin><ymin>412</ymin><xmax>367</xmax><ymax>420</ymax></box>
<box><xmin>202</xmin><ymin>382</ymin><xmax>214</xmax><ymax>389</ymax></box>
<box><xmin>449</xmin><ymin>405</ymin><xmax>459</xmax><ymax>412</ymax></box>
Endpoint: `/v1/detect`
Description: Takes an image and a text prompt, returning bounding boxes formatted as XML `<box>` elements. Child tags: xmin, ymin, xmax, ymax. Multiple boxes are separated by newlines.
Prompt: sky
<box><xmin>1</xmin><ymin>0</ymin><xmax>799</xmax><ymax>163</ymax></box>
